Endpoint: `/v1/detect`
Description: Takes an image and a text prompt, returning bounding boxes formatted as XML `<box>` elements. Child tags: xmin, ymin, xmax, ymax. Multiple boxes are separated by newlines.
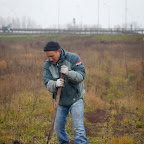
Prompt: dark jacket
<box><xmin>43</xmin><ymin>48</ymin><xmax>85</xmax><ymax>107</ymax></box>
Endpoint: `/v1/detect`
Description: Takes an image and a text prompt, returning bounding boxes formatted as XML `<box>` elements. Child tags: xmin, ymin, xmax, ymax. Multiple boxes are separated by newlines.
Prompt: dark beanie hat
<box><xmin>44</xmin><ymin>41</ymin><xmax>60</xmax><ymax>51</ymax></box>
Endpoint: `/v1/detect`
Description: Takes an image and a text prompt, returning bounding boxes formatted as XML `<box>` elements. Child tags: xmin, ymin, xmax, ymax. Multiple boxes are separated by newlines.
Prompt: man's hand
<box><xmin>61</xmin><ymin>65</ymin><xmax>69</xmax><ymax>76</ymax></box>
<box><xmin>56</xmin><ymin>78</ymin><xmax>64</xmax><ymax>88</ymax></box>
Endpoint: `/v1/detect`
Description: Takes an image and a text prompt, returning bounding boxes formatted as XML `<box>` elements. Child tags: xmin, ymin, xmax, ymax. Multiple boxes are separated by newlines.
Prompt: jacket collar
<box><xmin>48</xmin><ymin>48</ymin><xmax>67</xmax><ymax>66</ymax></box>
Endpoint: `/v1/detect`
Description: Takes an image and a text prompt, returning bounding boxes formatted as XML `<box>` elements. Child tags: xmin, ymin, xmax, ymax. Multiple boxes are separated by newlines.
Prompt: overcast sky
<box><xmin>0</xmin><ymin>0</ymin><xmax>144</xmax><ymax>28</ymax></box>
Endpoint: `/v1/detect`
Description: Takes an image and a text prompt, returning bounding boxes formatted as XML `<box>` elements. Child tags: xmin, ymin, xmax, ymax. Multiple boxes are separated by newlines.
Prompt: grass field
<box><xmin>0</xmin><ymin>34</ymin><xmax>144</xmax><ymax>144</ymax></box>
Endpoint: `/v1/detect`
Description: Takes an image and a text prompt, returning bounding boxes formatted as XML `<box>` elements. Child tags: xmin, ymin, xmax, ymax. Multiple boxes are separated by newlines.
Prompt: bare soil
<box><xmin>84</xmin><ymin>107</ymin><xmax>143</xmax><ymax>143</ymax></box>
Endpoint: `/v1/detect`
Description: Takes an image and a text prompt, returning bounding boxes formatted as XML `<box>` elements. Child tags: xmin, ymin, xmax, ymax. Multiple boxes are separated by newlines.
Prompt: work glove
<box><xmin>56</xmin><ymin>78</ymin><xmax>64</xmax><ymax>88</ymax></box>
<box><xmin>61</xmin><ymin>65</ymin><xmax>69</xmax><ymax>76</ymax></box>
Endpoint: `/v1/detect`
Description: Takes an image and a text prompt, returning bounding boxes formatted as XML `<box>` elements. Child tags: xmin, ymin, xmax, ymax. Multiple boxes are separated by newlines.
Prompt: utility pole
<box><xmin>58</xmin><ymin>0</ymin><xmax>60</xmax><ymax>29</ymax></box>
<box><xmin>73</xmin><ymin>18</ymin><xmax>76</xmax><ymax>32</ymax></box>
<box><xmin>98</xmin><ymin>0</ymin><xmax>99</xmax><ymax>29</ymax></box>
<box><xmin>104</xmin><ymin>2</ymin><xmax>111</xmax><ymax>29</ymax></box>
<box><xmin>108</xmin><ymin>6</ymin><xmax>110</xmax><ymax>29</ymax></box>
<box><xmin>125</xmin><ymin>0</ymin><xmax>127</xmax><ymax>29</ymax></box>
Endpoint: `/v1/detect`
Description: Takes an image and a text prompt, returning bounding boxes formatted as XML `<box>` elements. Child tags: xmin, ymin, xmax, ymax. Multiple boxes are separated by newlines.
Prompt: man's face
<box><xmin>45</xmin><ymin>49</ymin><xmax>61</xmax><ymax>63</ymax></box>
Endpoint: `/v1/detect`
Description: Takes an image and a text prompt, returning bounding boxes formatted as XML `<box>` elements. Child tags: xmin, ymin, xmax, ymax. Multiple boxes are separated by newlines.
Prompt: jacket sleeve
<box><xmin>43</xmin><ymin>62</ymin><xmax>57</xmax><ymax>93</ymax></box>
<box><xmin>67</xmin><ymin>70</ymin><xmax>83</xmax><ymax>83</ymax></box>
<box><xmin>66</xmin><ymin>53</ymin><xmax>85</xmax><ymax>83</ymax></box>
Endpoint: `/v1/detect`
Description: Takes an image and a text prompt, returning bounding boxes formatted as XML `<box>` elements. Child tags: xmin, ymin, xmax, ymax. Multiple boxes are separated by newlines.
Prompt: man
<box><xmin>43</xmin><ymin>41</ymin><xmax>88</xmax><ymax>144</ymax></box>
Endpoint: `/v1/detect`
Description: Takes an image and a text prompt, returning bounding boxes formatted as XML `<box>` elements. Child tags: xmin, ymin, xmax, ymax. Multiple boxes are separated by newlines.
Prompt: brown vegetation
<box><xmin>0</xmin><ymin>35</ymin><xmax>144</xmax><ymax>143</ymax></box>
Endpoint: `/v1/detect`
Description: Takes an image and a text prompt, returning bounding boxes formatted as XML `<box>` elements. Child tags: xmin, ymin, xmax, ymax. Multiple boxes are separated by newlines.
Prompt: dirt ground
<box><xmin>69</xmin><ymin>109</ymin><xmax>107</xmax><ymax>144</ymax></box>
<box><xmin>69</xmin><ymin>106</ymin><xmax>144</xmax><ymax>144</ymax></box>
<box><xmin>85</xmin><ymin>109</ymin><xmax>107</xmax><ymax>137</ymax></box>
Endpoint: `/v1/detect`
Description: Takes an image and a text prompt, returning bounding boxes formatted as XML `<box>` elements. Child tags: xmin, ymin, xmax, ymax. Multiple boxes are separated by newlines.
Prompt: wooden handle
<box><xmin>47</xmin><ymin>74</ymin><xmax>64</xmax><ymax>144</ymax></box>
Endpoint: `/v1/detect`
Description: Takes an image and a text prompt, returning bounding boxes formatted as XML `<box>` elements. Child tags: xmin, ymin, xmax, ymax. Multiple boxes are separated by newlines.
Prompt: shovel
<box><xmin>47</xmin><ymin>73</ymin><xmax>64</xmax><ymax>144</ymax></box>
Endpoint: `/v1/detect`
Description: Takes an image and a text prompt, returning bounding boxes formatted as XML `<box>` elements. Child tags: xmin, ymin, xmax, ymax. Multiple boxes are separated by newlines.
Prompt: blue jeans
<box><xmin>54</xmin><ymin>99</ymin><xmax>88</xmax><ymax>144</ymax></box>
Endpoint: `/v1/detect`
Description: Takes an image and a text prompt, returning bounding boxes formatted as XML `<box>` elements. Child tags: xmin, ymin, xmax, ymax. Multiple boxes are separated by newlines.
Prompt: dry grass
<box><xmin>0</xmin><ymin>35</ymin><xmax>144</xmax><ymax>143</ymax></box>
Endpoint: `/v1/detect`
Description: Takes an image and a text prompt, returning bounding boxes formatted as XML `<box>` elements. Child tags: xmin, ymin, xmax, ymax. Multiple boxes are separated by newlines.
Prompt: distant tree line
<box><xmin>0</xmin><ymin>16</ymin><xmax>140</xmax><ymax>30</ymax></box>
<box><xmin>0</xmin><ymin>16</ymin><xmax>41</xmax><ymax>28</ymax></box>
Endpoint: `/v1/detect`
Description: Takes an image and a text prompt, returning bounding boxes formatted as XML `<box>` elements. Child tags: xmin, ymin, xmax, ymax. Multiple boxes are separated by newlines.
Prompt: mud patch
<box><xmin>85</xmin><ymin>109</ymin><xmax>107</xmax><ymax>137</ymax></box>
<box><xmin>85</xmin><ymin>109</ymin><xmax>107</xmax><ymax>123</ymax></box>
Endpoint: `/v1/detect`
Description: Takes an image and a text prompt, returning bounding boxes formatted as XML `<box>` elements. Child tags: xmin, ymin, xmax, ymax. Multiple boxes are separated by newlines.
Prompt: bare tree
<box><xmin>0</xmin><ymin>16</ymin><xmax>40</xmax><ymax>28</ymax></box>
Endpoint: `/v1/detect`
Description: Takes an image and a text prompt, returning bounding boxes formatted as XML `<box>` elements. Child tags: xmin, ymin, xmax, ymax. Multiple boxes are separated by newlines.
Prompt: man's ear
<box><xmin>58</xmin><ymin>49</ymin><xmax>61</xmax><ymax>53</ymax></box>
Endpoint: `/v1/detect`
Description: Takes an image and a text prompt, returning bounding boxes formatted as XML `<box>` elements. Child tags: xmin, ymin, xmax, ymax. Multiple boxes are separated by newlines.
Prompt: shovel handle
<box><xmin>47</xmin><ymin>74</ymin><xmax>64</xmax><ymax>144</ymax></box>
